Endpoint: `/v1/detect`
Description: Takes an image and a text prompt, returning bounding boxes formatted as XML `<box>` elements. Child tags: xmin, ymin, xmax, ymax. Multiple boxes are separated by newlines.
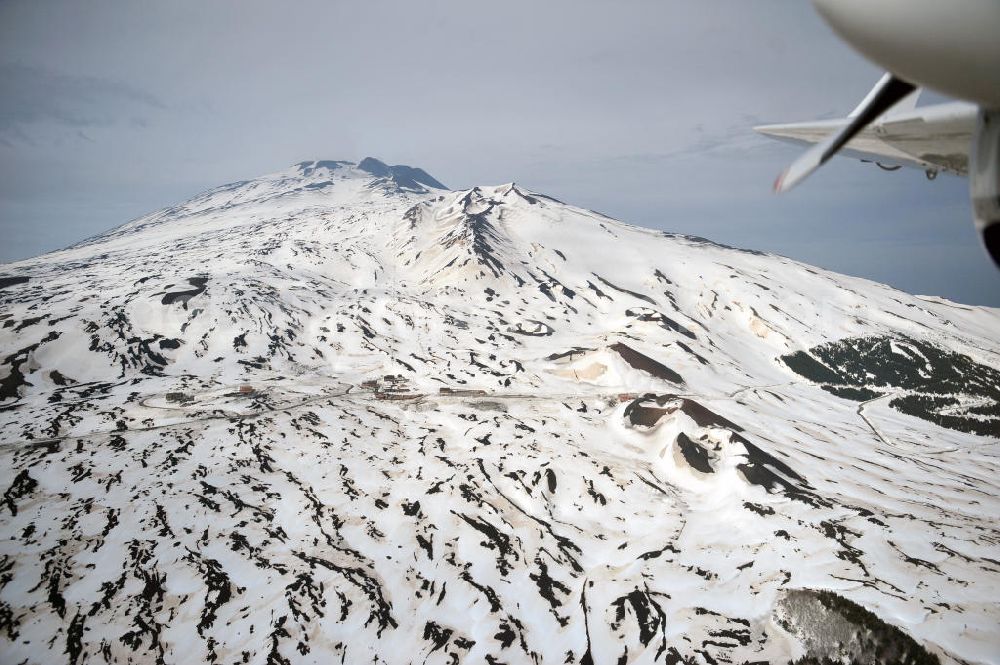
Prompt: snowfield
<box><xmin>1</xmin><ymin>158</ymin><xmax>998</xmax><ymax>665</ymax></box>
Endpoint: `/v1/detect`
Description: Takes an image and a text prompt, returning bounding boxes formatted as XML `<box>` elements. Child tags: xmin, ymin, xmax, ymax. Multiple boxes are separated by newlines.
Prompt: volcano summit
<box><xmin>1</xmin><ymin>159</ymin><xmax>998</xmax><ymax>664</ymax></box>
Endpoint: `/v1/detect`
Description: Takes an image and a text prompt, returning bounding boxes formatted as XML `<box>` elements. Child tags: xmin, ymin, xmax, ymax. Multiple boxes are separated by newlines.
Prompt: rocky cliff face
<box><xmin>1</xmin><ymin>159</ymin><xmax>998</xmax><ymax>664</ymax></box>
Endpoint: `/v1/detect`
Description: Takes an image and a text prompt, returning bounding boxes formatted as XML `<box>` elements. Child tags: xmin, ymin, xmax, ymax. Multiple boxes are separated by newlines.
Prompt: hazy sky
<box><xmin>1</xmin><ymin>0</ymin><xmax>996</xmax><ymax>305</ymax></box>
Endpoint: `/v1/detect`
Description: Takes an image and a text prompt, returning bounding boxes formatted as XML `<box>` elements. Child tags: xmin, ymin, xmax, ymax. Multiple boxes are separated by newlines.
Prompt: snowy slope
<box><xmin>1</xmin><ymin>158</ymin><xmax>998</xmax><ymax>665</ymax></box>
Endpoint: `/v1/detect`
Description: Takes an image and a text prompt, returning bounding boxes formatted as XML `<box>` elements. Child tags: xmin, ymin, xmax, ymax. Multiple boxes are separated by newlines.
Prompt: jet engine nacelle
<box><xmin>813</xmin><ymin>0</ymin><xmax>1000</xmax><ymax>109</ymax></box>
<box><xmin>972</xmin><ymin>111</ymin><xmax>1000</xmax><ymax>266</ymax></box>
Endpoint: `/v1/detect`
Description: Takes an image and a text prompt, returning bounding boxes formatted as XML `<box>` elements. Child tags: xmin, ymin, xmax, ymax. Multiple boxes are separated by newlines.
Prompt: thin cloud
<box><xmin>0</xmin><ymin>62</ymin><xmax>164</xmax><ymax>136</ymax></box>
<box><xmin>611</xmin><ymin>122</ymin><xmax>776</xmax><ymax>166</ymax></box>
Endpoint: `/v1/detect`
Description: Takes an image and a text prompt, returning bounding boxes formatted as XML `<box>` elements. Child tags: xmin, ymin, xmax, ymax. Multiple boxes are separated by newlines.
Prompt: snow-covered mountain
<box><xmin>1</xmin><ymin>158</ymin><xmax>998</xmax><ymax>665</ymax></box>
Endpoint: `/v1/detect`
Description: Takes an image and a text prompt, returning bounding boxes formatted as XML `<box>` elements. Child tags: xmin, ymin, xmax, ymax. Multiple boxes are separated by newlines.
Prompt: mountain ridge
<box><xmin>0</xmin><ymin>159</ymin><xmax>998</xmax><ymax>665</ymax></box>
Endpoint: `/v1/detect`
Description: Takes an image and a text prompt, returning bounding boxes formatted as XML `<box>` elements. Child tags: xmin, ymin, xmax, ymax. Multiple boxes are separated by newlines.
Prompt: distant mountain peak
<box><xmin>294</xmin><ymin>159</ymin><xmax>353</xmax><ymax>177</ymax></box>
<box><xmin>357</xmin><ymin>156</ymin><xmax>447</xmax><ymax>191</ymax></box>
<box><xmin>292</xmin><ymin>158</ymin><xmax>447</xmax><ymax>192</ymax></box>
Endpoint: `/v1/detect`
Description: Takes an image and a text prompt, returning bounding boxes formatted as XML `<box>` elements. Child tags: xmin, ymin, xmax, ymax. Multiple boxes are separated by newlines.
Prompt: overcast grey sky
<box><xmin>1</xmin><ymin>0</ymin><xmax>996</xmax><ymax>305</ymax></box>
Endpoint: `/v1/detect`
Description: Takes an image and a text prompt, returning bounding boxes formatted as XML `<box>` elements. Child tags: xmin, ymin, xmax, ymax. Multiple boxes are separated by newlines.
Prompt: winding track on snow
<box><xmin>2</xmin><ymin>381</ymin><xmax>988</xmax><ymax>461</ymax></box>
<box><xmin>0</xmin><ymin>385</ymin><xmax>354</xmax><ymax>450</ymax></box>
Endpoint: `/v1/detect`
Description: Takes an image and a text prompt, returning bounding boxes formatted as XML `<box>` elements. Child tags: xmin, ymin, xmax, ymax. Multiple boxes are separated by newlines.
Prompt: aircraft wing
<box><xmin>755</xmin><ymin>100</ymin><xmax>976</xmax><ymax>177</ymax></box>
